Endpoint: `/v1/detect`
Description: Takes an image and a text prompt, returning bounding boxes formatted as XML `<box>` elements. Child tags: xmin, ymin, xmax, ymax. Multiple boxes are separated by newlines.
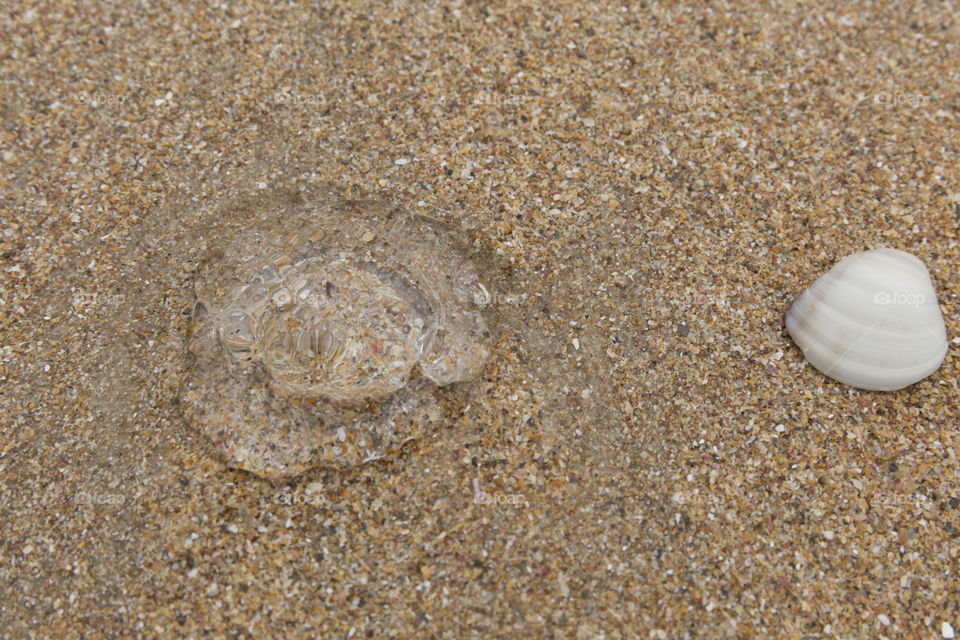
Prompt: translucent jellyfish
<box><xmin>180</xmin><ymin>195</ymin><xmax>491</xmax><ymax>481</ymax></box>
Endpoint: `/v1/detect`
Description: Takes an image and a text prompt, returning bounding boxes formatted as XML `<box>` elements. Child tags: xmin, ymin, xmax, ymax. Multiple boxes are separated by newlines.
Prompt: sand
<box><xmin>1</xmin><ymin>1</ymin><xmax>958</xmax><ymax>638</ymax></box>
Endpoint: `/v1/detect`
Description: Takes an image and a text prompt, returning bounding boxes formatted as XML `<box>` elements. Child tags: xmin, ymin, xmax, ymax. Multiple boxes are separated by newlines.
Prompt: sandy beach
<box><xmin>1</xmin><ymin>1</ymin><xmax>958</xmax><ymax>637</ymax></box>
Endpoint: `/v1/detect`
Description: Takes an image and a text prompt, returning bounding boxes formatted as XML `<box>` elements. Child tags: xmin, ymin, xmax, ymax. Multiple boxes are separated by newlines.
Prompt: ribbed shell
<box><xmin>786</xmin><ymin>248</ymin><xmax>948</xmax><ymax>391</ymax></box>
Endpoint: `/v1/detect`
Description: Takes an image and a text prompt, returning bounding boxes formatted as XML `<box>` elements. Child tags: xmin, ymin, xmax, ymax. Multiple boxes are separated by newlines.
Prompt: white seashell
<box><xmin>786</xmin><ymin>248</ymin><xmax>948</xmax><ymax>391</ymax></box>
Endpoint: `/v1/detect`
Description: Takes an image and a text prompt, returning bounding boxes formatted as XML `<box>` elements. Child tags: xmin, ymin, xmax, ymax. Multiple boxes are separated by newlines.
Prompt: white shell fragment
<box><xmin>786</xmin><ymin>248</ymin><xmax>948</xmax><ymax>391</ymax></box>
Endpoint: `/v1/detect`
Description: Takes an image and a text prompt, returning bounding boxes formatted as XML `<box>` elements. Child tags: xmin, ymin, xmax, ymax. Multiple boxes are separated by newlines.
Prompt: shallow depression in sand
<box><xmin>180</xmin><ymin>194</ymin><xmax>492</xmax><ymax>481</ymax></box>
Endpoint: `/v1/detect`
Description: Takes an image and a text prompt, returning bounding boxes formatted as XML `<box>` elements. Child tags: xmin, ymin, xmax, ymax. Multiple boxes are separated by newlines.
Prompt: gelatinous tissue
<box><xmin>180</xmin><ymin>195</ymin><xmax>491</xmax><ymax>481</ymax></box>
